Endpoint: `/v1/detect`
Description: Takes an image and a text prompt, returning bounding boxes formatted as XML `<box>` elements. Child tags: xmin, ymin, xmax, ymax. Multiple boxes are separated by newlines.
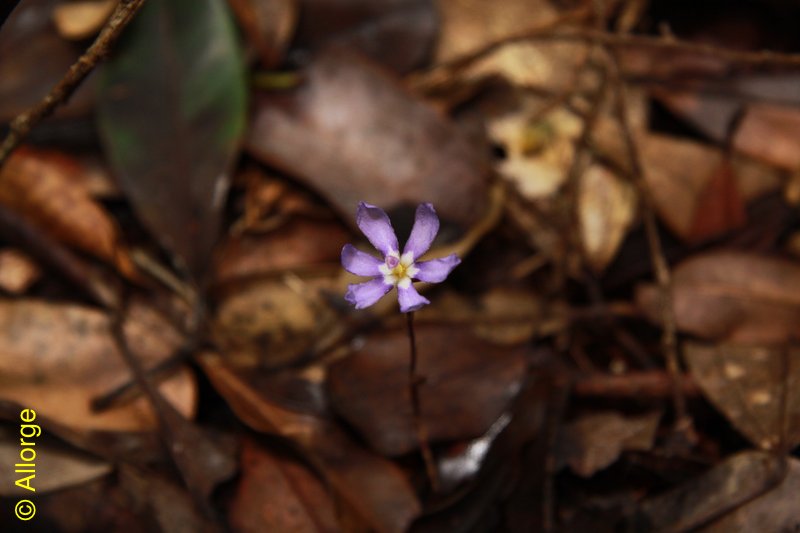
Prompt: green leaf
<box><xmin>97</xmin><ymin>0</ymin><xmax>247</xmax><ymax>280</ymax></box>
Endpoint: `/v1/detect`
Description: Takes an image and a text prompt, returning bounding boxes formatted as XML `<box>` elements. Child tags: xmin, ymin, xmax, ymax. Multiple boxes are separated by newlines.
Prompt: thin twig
<box><xmin>0</xmin><ymin>0</ymin><xmax>148</xmax><ymax>170</ymax></box>
<box><xmin>603</xmin><ymin>37</ymin><xmax>691</xmax><ymax>435</ymax></box>
<box><xmin>406</xmin><ymin>312</ymin><xmax>440</xmax><ymax>493</ymax></box>
<box><xmin>416</xmin><ymin>21</ymin><xmax>800</xmax><ymax>92</ymax></box>
<box><xmin>573</xmin><ymin>371</ymin><xmax>701</xmax><ymax>398</ymax></box>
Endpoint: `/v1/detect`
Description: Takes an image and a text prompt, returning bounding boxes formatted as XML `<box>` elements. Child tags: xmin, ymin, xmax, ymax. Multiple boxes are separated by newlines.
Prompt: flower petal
<box><xmin>397</xmin><ymin>284</ymin><xmax>430</xmax><ymax>313</ymax></box>
<box><xmin>341</xmin><ymin>244</ymin><xmax>383</xmax><ymax>277</ymax></box>
<box><xmin>403</xmin><ymin>203</ymin><xmax>439</xmax><ymax>259</ymax></box>
<box><xmin>357</xmin><ymin>202</ymin><xmax>399</xmax><ymax>256</ymax></box>
<box><xmin>345</xmin><ymin>278</ymin><xmax>392</xmax><ymax>309</ymax></box>
<box><xmin>414</xmin><ymin>254</ymin><xmax>461</xmax><ymax>283</ymax></box>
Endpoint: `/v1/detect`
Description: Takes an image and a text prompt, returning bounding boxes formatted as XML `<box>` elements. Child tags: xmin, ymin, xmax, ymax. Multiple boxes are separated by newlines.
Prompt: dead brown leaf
<box><xmin>0</xmin><ymin>298</ymin><xmax>195</xmax><ymax>431</ymax></box>
<box><xmin>0</xmin><ymin>432</ymin><xmax>111</xmax><ymax>496</ymax></box>
<box><xmin>213</xmin><ymin>275</ymin><xmax>338</xmax><ymax>368</ymax></box>
<box><xmin>434</xmin><ymin>0</ymin><xmax>557</xmax><ymax>62</ymax></box>
<box><xmin>214</xmin><ymin>218</ymin><xmax>347</xmax><ymax>284</ymax></box>
<box><xmin>684</xmin><ymin>342</ymin><xmax>800</xmax><ymax>451</ymax></box>
<box><xmin>636</xmin><ymin>251</ymin><xmax>800</xmax><ymax>343</ymax></box>
<box><xmin>327</xmin><ymin>324</ymin><xmax>527</xmax><ymax>456</ymax></box>
<box><xmin>0</xmin><ymin>147</ymin><xmax>137</xmax><ymax>280</ymax></box>
<box><xmin>734</xmin><ymin>103</ymin><xmax>800</xmax><ymax>171</ymax></box>
<box><xmin>0</xmin><ymin>0</ymin><xmax>92</xmax><ymax>121</ymax></box>
<box><xmin>629</xmin><ymin>450</ymin><xmax>785</xmax><ymax>532</ymax></box>
<box><xmin>246</xmin><ymin>47</ymin><xmax>489</xmax><ymax>230</ymax></box>
<box><xmin>578</xmin><ymin>164</ymin><xmax>637</xmax><ymax>271</ymax></box>
<box><xmin>295</xmin><ymin>0</ymin><xmax>437</xmax><ymax>73</ymax></box>
<box><xmin>687</xmin><ymin>159</ymin><xmax>747</xmax><ymax>243</ymax></box>
<box><xmin>699</xmin><ymin>457</ymin><xmax>800</xmax><ymax>532</ymax></box>
<box><xmin>556</xmin><ymin>411</ymin><xmax>661</xmax><ymax>477</ymax></box>
<box><xmin>199</xmin><ymin>352</ymin><xmax>421</xmax><ymax>533</ymax></box>
<box><xmin>229</xmin><ymin>437</ymin><xmax>339</xmax><ymax>533</ymax></box>
<box><xmin>597</xmin><ymin>133</ymin><xmax>780</xmax><ymax>241</ymax></box>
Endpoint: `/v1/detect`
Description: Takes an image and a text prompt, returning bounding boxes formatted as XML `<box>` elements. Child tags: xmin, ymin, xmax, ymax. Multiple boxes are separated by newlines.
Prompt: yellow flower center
<box><xmin>391</xmin><ymin>262</ymin><xmax>409</xmax><ymax>280</ymax></box>
<box><xmin>379</xmin><ymin>251</ymin><xmax>419</xmax><ymax>289</ymax></box>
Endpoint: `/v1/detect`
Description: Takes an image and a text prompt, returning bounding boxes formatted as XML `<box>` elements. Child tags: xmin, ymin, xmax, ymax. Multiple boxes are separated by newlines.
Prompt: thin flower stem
<box><xmin>406</xmin><ymin>311</ymin><xmax>440</xmax><ymax>493</ymax></box>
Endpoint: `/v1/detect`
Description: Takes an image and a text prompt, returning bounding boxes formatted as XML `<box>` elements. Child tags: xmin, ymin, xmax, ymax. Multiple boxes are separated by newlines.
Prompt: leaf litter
<box><xmin>2</xmin><ymin>0</ymin><xmax>800</xmax><ymax>530</ymax></box>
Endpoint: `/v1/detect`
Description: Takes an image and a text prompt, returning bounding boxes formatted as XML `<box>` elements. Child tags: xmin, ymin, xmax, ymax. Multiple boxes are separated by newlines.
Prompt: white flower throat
<box><xmin>379</xmin><ymin>251</ymin><xmax>419</xmax><ymax>289</ymax></box>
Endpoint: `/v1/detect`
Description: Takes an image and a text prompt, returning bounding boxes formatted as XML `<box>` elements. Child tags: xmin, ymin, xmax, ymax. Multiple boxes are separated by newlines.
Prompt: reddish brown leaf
<box><xmin>688</xmin><ymin>160</ymin><xmax>747</xmax><ymax>243</ymax></box>
<box><xmin>230</xmin><ymin>438</ymin><xmax>338</xmax><ymax>533</ymax></box>
<box><xmin>246</xmin><ymin>47</ymin><xmax>489</xmax><ymax>230</ymax></box>
<box><xmin>596</xmin><ymin>133</ymin><xmax>779</xmax><ymax>242</ymax></box>
<box><xmin>199</xmin><ymin>352</ymin><xmax>421</xmax><ymax>533</ymax></box>
<box><xmin>327</xmin><ymin>324</ymin><xmax>527</xmax><ymax>456</ymax></box>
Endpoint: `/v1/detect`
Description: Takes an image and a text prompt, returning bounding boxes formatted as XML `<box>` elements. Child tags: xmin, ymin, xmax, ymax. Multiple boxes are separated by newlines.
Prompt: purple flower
<box><xmin>342</xmin><ymin>202</ymin><xmax>461</xmax><ymax>313</ymax></box>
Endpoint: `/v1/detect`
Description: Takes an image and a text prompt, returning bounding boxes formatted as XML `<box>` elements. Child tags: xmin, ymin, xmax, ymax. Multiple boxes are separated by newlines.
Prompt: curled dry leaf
<box><xmin>230</xmin><ymin>438</ymin><xmax>338</xmax><ymax>533</ymax></box>
<box><xmin>198</xmin><ymin>352</ymin><xmax>421</xmax><ymax>533</ymax></box>
<box><xmin>246</xmin><ymin>47</ymin><xmax>488</xmax><ymax>230</ymax></box>
<box><xmin>578</xmin><ymin>164</ymin><xmax>636</xmax><ymax>272</ymax></box>
<box><xmin>52</xmin><ymin>0</ymin><xmax>116</xmax><ymax>41</ymax></box>
<box><xmin>636</xmin><ymin>251</ymin><xmax>800</xmax><ymax>343</ymax></box>
<box><xmin>0</xmin><ymin>434</ymin><xmax>111</xmax><ymax>496</ymax></box>
<box><xmin>0</xmin><ymin>299</ymin><xmax>195</xmax><ymax>431</ymax></box>
<box><xmin>0</xmin><ymin>248</ymin><xmax>41</xmax><ymax>294</ymax></box>
<box><xmin>684</xmin><ymin>342</ymin><xmax>800</xmax><ymax>451</ymax></box>
<box><xmin>327</xmin><ymin>324</ymin><xmax>527</xmax><ymax>456</ymax></box>
<box><xmin>0</xmin><ymin>147</ymin><xmax>137</xmax><ymax>280</ymax></box>
<box><xmin>556</xmin><ymin>411</ymin><xmax>661</xmax><ymax>477</ymax></box>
